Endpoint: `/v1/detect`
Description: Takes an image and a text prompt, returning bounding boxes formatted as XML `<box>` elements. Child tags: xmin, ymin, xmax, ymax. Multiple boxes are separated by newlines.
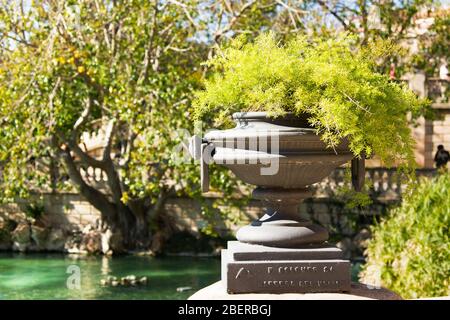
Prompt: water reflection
<box><xmin>101</xmin><ymin>256</ymin><xmax>111</xmax><ymax>276</ymax></box>
<box><xmin>0</xmin><ymin>253</ymin><xmax>221</xmax><ymax>300</ymax></box>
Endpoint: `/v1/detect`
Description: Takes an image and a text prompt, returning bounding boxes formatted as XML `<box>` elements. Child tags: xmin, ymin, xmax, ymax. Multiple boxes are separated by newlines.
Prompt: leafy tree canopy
<box><xmin>0</xmin><ymin>0</ymin><xmax>304</xmax><ymax>251</ymax></box>
<box><xmin>0</xmin><ymin>0</ymin><xmax>443</xmax><ymax>252</ymax></box>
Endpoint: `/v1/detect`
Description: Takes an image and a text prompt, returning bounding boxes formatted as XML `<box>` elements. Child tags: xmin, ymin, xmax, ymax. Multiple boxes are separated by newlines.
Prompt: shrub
<box><xmin>193</xmin><ymin>32</ymin><xmax>428</xmax><ymax>168</ymax></box>
<box><xmin>360</xmin><ymin>172</ymin><xmax>450</xmax><ymax>298</ymax></box>
<box><xmin>25</xmin><ymin>202</ymin><xmax>45</xmax><ymax>220</ymax></box>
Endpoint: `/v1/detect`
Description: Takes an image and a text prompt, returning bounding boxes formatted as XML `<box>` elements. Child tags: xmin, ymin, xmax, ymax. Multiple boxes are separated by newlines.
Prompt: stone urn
<box><xmin>189</xmin><ymin>112</ymin><xmax>363</xmax><ymax>294</ymax></box>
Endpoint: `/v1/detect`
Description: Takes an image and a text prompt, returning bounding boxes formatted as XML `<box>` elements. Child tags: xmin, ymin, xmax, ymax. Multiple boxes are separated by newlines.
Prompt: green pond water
<box><xmin>0</xmin><ymin>253</ymin><xmax>362</xmax><ymax>300</ymax></box>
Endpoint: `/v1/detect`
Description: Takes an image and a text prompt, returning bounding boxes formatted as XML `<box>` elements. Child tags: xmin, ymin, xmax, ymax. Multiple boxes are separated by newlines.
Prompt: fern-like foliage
<box><xmin>193</xmin><ymin>32</ymin><xmax>429</xmax><ymax>168</ymax></box>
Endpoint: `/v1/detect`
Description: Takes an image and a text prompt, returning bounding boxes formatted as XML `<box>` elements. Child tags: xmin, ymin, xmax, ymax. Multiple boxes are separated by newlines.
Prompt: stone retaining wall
<box><xmin>0</xmin><ymin>192</ymin><xmax>397</xmax><ymax>259</ymax></box>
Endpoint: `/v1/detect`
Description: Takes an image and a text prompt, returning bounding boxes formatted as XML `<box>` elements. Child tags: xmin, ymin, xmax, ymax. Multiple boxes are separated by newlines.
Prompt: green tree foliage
<box><xmin>0</xmin><ymin>0</ymin><xmax>206</xmax><ymax>251</ymax></box>
<box><xmin>0</xmin><ymin>0</ymin><xmax>443</xmax><ymax>253</ymax></box>
<box><xmin>194</xmin><ymin>33</ymin><xmax>428</xmax><ymax>168</ymax></box>
<box><xmin>0</xmin><ymin>0</ymin><xmax>304</xmax><ymax>252</ymax></box>
<box><xmin>300</xmin><ymin>0</ymin><xmax>446</xmax><ymax>75</ymax></box>
<box><xmin>360</xmin><ymin>172</ymin><xmax>450</xmax><ymax>298</ymax></box>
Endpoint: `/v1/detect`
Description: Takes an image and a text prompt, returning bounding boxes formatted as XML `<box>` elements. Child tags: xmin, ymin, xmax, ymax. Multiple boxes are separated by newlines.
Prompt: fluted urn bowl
<box><xmin>204</xmin><ymin>112</ymin><xmax>353</xmax><ymax>248</ymax></box>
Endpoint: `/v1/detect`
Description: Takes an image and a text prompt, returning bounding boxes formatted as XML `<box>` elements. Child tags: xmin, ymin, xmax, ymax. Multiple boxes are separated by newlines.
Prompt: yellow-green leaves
<box><xmin>194</xmin><ymin>32</ymin><xmax>428</xmax><ymax>168</ymax></box>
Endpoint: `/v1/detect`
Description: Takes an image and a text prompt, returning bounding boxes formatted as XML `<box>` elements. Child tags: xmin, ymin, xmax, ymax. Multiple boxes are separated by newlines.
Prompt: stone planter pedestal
<box><xmin>189</xmin><ymin>112</ymin><xmax>364</xmax><ymax>295</ymax></box>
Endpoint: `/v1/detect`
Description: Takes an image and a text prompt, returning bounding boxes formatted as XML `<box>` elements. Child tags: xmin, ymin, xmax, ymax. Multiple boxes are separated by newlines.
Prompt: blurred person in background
<box><xmin>434</xmin><ymin>144</ymin><xmax>450</xmax><ymax>170</ymax></box>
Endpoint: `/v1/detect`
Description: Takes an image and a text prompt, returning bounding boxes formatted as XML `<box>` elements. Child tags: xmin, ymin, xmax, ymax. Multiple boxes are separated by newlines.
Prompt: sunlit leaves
<box><xmin>194</xmin><ymin>32</ymin><xmax>429</xmax><ymax>168</ymax></box>
<box><xmin>0</xmin><ymin>0</ymin><xmax>207</xmax><ymax>204</ymax></box>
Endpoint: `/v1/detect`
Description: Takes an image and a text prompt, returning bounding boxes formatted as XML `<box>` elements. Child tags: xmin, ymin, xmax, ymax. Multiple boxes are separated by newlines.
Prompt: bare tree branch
<box><xmin>138</xmin><ymin>0</ymin><xmax>159</xmax><ymax>84</ymax></box>
<box><xmin>275</xmin><ymin>0</ymin><xmax>307</xmax><ymax>30</ymax></box>
<box><xmin>74</xmin><ymin>97</ymin><xmax>92</xmax><ymax>131</ymax></box>
<box><xmin>119</xmin><ymin>129</ymin><xmax>138</xmax><ymax>168</ymax></box>
<box><xmin>0</xmin><ymin>32</ymin><xmax>36</xmax><ymax>47</ymax></box>
<box><xmin>316</xmin><ymin>0</ymin><xmax>352</xmax><ymax>31</ymax></box>
<box><xmin>214</xmin><ymin>0</ymin><xmax>257</xmax><ymax>42</ymax></box>
<box><xmin>104</xmin><ymin>160</ymin><xmax>124</xmax><ymax>205</ymax></box>
<box><xmin>168</xmin><ymin>0</ymin><xmax>198</xmax><ymax>28</ymax></box>
<box><xmin>67</xmin><ymin>138</ymin><xmax>107</xmax><ymax>169</ymax></box>
<box><xmin>102</xmin><ymin>119</ymin><xmax>116</xmax><ymax>161</ymax></box>
<box><xmin>47</xmin><ymin>77</ymin><xmax>61</xmax><ymax>129</ymax></box>
<box><xmin>59</xmin><ymin>143</ymin><xmax>116</xmax><ymax>217</ymax></box>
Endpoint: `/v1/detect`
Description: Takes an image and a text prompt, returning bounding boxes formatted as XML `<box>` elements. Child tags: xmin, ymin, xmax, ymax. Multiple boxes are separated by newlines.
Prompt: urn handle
<box><xmin>188</xmin><ymin>135</ymin><xmax>214</xmax><ymax>193</ymax></box>
<box><xmin>188</xmin><ymin>135</ymin><xmax>202</xmax><ymax>160</ymax></box>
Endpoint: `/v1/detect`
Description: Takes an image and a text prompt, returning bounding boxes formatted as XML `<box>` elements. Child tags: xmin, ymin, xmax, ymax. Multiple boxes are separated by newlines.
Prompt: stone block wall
<box><xmin>413</xmin><ymin>111</ymin><xmax>450</xmax><ymax>168</ymax></box>
<box><xmin>0</xmin><ymin>187</ymin><xmax>402</xmax><ymax>259</ymax></box>
<box><xmin>430</xmin><ymin>111</ymin><xmax>450</xmax><ymax>164</ymax></box>
<box><xmin>0</xmin><ymin>193</ymin><xmax>102</xmax><ymax>231</ymax></box>
<box><xmin>162</xmin><ymin>196</ymin><xmax>394</xmax><ymax>260</ymax></box>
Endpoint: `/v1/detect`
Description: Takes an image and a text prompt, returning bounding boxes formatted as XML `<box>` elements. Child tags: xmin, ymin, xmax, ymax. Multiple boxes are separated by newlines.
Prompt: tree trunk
<box><xmin>60</xmin><ymin>146</ymin><xmax>156</xmax><ymax>253</ymax></box>
<box><xmin>103</xmin><ymin>204</ymin><xmax>151</xmax><ymax>252</ymax></box>
<box><xmin>358</xmin><ymin>0</ymin><xmax>369</xmax><ymax>45</ymax></box>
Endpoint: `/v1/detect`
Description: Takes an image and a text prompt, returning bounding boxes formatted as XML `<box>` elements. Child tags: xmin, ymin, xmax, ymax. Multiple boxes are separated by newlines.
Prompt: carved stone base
<box><xmin>222</xmin><ymin>241</ymin><xmax>351</xmax><ymax>294</ymax></box>
<box><xmin>235</xmin><ymin>188</ymin><xmax>328</xmax><ymax>247</ymax></box>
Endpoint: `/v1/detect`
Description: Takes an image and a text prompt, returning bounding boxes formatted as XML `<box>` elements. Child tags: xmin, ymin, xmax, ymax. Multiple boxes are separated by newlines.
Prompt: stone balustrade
<box><xmin>77</xmin><ymin>164</ymin><xmax>438</xmax><ymax>203</ymax></box>
<box><xmin>426</xmin><ymin>78</ymin><xmax>449</xmax><ymax>104</ymax></box>
<box><xmin>398</xmin><ymin>76</ymin><xmax>449</xmax><ymax>105</ymax></box>
<box><xmin>312</xmin><ymin>167</ymin><xmax>437</xmax><ymax>202</ymax></box>
<box><xmin>79</xmin><ymin>165</ymin><xmax>108</xmax><ymax>183</ymax></box>
<box><xmin>0</xmin><ymin>167</ymin><xmax>439</xmax><ymax>258</ymax></box>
